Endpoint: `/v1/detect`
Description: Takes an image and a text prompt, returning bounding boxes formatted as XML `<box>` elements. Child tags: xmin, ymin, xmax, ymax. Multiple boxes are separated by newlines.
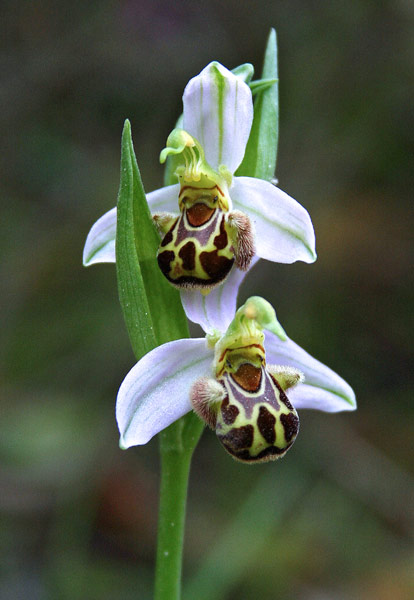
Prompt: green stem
<box><xmin>154</xmin><ymin>445</ymin><xmax>191</xmax><ymax>599</ymax></box>
<box><xmin>154</xmin><ymin>417</ymin><xmax>203</xmax><ymax>600</ymax></box>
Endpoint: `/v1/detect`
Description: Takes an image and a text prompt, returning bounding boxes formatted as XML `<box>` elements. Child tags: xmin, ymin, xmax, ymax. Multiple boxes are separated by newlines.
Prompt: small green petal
<box><xmin>243</xmin><ymin>296</ymin><xmax>287</xmax><ymax>340</ymax></box>
<box><xmin>249</xmin><ymin>78</ymin><xmax>278</xmax><ymax>96</ymax></box>
<box><xmin>232</xmin><ymin>63</ymin><xmax>254</xmax><ymax>83</ymax></box>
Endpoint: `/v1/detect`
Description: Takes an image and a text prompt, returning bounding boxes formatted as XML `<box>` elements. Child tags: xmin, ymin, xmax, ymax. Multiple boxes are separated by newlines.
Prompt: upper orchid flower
<box><xmin>116</xmin><ymin>297</ymin><xmax>356</xmax><ymax>463</ymax></box>
<box><xmin>83</xmin><ymin>63</ymin><xmax>316</xmax><ymax>325</ymax></box>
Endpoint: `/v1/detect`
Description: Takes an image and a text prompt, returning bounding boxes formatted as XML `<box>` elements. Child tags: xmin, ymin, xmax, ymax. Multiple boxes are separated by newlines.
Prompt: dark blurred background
<box><xmin>1</xmin><ymin>1</ymin><xmax>413</xmax><ymax>599</ymax></box>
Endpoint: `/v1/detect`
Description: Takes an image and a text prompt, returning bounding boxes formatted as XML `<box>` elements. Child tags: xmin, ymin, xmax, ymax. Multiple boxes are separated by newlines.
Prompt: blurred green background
<box><xmin>1</xmin><ymin>1</ymin><xmax>413</xmax><ymax>599</ymax></box>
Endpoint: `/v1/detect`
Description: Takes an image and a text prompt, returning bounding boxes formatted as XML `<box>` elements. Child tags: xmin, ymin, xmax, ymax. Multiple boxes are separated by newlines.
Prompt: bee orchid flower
<box><xmin>116</xmin><ymin>297</ymin><xmax>356</xmax><ymax>462</ymax></box>
<box><xmin>83</xmin><ymin>62</ymin><xmax>316</xmax><ymax>328</ymax></box>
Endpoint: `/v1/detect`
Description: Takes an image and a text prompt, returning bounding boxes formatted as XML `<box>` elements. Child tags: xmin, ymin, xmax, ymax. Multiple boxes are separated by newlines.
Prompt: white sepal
<box><xmin>116</xmin><ymin>339</ymin><xmax>213</xmax><ymax>448</ymax></box>
<box><xmin>183</xmin><ymin>62</ymin><xmax>253</xmax><ymax>174</ymax></box>
<box><xmin>265</xmin><ymin>332</ymin><xmax>356</xmax><ymax>412</ymax></box>
<box><xmin>231</xmin><ymin>177</ymin><xmax>317</xmax><ymax>264</ymax></box>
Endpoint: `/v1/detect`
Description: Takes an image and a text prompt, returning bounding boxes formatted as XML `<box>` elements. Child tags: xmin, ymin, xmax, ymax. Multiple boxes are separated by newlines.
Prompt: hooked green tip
<box><xmin>160</xmin><ymin>129</ymin><xmax>194</xmax><ymax>164</ymax></box>
<box><xmin>242</xmin><ymin>296</ymin><xmax>287</xmax><ymax>341</ymax></box>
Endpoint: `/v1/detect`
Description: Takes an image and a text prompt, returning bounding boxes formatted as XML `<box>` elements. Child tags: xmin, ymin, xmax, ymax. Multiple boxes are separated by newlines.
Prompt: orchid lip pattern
<box><xmin>154</xmin><ymin>129</ymin><xmax>255</xmax><ymax>291</ymax></box>
<box><xmin>83</xmin><ymin>61</ymin><xmax>316</xmax><ymax>329</ymax></box>
<box><xmin>116</xmin><ymin>297</ymin><xmax>356</xmax><ymax>456</ymax></box>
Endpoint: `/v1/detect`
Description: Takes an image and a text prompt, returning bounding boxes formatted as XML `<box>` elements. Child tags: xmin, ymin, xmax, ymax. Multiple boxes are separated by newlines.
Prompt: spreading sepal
<box><xmin>117</xmin><ymin>338</ymin><xmax>212</xmax><ymax>448</ymax></box>
<box><xmin>264</xmin><ymin>332</ymin><xmax>356</xmax><ymax>412</ymax></box>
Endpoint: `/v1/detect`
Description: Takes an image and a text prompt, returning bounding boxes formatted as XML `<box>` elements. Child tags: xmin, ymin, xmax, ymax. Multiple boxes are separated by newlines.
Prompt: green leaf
<box><xmin>235</xmin><ymin>28</ymin><xmax>279</xmax><ymax>180</ymax></box>
<box><xmin>116</xmin><ymin>121</ymin><xmax>157</xmax><ymax>359</ymax></box>
<box><xmin>128</xmin><ymin>129</ymin><xmax>189</xmax><ymax>345</ymax></box>
<box><xmin>116</xmin><ymin>120</ymin><xmax>189</xmax><ymax>359</ymax></box>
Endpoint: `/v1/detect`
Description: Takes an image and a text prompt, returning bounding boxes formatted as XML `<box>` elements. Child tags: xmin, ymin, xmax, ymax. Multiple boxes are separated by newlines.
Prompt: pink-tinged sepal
<box><xmin>116</xmin><ymin>338</ymin><xmax>212</xmax><ymax>448</ymax></box>
<box><xmin>82</xmin><ymin>185</ymin><xmax>180</xmax><ymax>267</ymax></box>
<box><xmin>180</xmin><ymin>257</ymin><xmax>259</xmax><ymax>333</ymax></box>
<box><xmin>264</xmin><ymin>332</ymin><xmax>356</xmax><ymax>412</ymax></box>
<box><xmin>230</xmin><ymin>177</ymin><xmax>317</xmax><ymax>265</ymax></box>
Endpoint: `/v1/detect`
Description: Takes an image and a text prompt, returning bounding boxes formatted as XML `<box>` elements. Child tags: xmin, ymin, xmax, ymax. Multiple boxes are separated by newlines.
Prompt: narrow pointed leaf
<box><xmin>126</xmin><ymin>127</ymin><xmax>189</xmax><ymax>346</ymax></box>
<box><xmin>116</xmin><ymin>120</ymin><xmax>189</xmax><ymax>360</ymax></box>
<box><xmin>116</xmin><ymin>121</ymin><xmax>156</xmax><ymax>359</ymax></box>
<box><xmin>236</xmin><ymin>28</ymin><xmax>279</xmax><ymax>179</ymax></box>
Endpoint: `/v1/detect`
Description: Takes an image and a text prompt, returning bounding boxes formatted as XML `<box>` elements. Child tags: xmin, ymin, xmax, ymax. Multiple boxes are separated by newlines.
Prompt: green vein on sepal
<box><xmin>236</xmin><ymin>28</ymin><xmax>279</xmax><ymax>180</ymax></box>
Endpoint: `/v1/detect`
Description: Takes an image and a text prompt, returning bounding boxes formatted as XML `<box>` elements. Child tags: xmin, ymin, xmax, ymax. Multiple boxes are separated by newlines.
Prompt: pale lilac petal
<box><xmin>146</xmin><ymin>183</ymin><xmax>180</xmax><ymax>212</ymax></box>
<box><xmin>82</xmin><ymin>185</ymin><xmax>179</xmax><ymax>267</ymax></box>
<box><xmin>180</xmin><ymin>257</ymin><xmax>259</xmax><ymax>334</ymax></box>
<box><xmin>183</xmin><ymin>62</ymin><xmax>253</xmax><ymax>174</ymax></box>
<box><xmin>83</xmin><ymin>207</ymin><xmax>116</xmax><ymax>266</ymax></box>
<box><xmin>265</xmin><ymin>332</ymin><xmax>356</xmax><ymax>412</ymax></box>
<box><xmin>116</xmin><ymin>339</ymin><xmax>213</xmax><ymax>448</ymax></box>
<box><xmin>231</xmin><ymin>177</ymin><xmax>317</xmax><ymax>264</ymax></box>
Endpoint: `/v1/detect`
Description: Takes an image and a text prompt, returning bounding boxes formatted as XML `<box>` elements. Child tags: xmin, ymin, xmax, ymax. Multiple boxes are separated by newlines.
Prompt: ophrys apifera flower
<box><xmin>83</xmin><ymin>63</ymin><xmax>316</xmax><ymax>325</ymax></box>
<box><xmin>116</xmin><ymin>297</ymin><xmax>356</xmax><ymax>463</ymax></box>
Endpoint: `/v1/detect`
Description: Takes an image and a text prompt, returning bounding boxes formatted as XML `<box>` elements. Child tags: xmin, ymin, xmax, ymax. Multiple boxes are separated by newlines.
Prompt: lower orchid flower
<box><xmin>83</xmin><ymin>61</ymin><xmax>316</xmax><ymax>322</ymax></box>
<box><xmin>117</xmin><ymin>297</ymin><xmax>356</xmax><ymax>462</ymax></box>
